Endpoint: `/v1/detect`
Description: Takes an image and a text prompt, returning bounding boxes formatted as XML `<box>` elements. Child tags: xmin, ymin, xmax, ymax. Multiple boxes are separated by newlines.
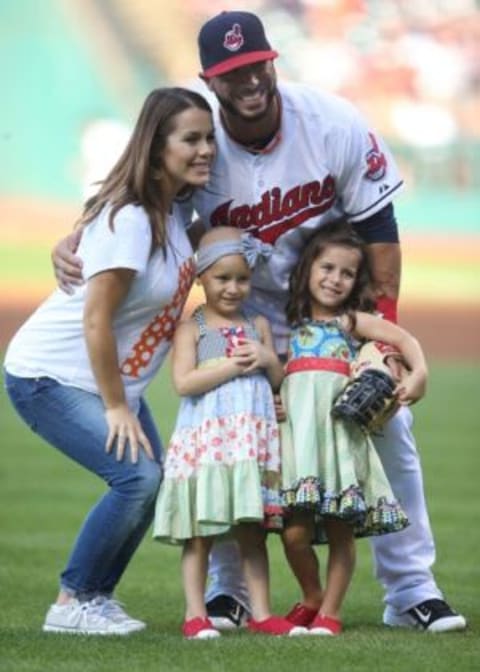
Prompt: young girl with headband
<box><xmin>153</xmin><ymin>226</ymin><xmax>307</xmax><ymax>639</ymax></box>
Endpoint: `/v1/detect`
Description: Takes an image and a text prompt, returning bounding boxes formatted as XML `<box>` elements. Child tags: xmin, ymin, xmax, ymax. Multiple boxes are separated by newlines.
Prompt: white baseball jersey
<box><xmin>189</xmin><ymin>82</ymin><xmax>403</xmax><ymax>353</ymax></box>
<box><xmin>5</xmin><ymin>203</ymin><xmax>195</xmax><ymax>412</ymax></box>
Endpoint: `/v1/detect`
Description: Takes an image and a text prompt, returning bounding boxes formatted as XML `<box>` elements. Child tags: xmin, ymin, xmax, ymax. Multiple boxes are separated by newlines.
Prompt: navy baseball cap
<box><xmin>198</xmin><ymin>11</ymin><xmax>278</xmax><ymax>78</ymax></box>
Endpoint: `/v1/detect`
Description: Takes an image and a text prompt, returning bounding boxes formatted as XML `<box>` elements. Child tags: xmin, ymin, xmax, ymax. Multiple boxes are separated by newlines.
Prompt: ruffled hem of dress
<box><xmin>282</xmin><ymin>477</ymin><xmax>409</xmax><ymax>542</ymax></box>
<box><xmin>153</xmin><ymin>461</ymin><xmax>283</xmax><ymax>544</ymax></box>
<box><xmin>165</xmin><ymin>411</ymin><xmax>280</xmax><ymax>478</ymax></box>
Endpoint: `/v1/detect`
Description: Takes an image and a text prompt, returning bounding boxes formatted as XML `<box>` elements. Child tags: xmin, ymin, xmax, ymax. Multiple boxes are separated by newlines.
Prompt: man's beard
<box><xmin>215</xmin><ymin>78</ymin><xmax>278</xmax><ymax>124</ymax></box>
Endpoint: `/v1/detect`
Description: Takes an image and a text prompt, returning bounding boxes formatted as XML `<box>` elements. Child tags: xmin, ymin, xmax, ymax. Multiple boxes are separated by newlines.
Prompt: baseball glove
<box><xmin>331</xmin><ymin>341</ymin><xmax>402</xmax><ymax>432</ymax></box>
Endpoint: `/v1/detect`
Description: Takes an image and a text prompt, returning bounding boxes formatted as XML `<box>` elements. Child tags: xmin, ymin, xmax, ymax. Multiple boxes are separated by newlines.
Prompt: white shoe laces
<box><xmin>92</xmin><ymin>596</ymin><xmax>143</xmax><ymax>624</ymax></box>
<box><xmin>75</xmin><ymin>600</ymin><xmax>115</xmax><ymax>628</ymax></box>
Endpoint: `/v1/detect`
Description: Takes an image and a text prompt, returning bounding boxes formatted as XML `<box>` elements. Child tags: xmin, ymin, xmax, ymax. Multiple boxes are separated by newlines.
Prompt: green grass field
<box><xmin>1</xmin><ymin>363</ymin><xmax>479</xmax><ymax>671</ymax></box>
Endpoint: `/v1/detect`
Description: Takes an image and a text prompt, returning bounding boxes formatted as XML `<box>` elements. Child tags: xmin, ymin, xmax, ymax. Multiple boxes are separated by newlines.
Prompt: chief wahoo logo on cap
<box><xmin>223</xmin><ymin>24</ymin><xmax>244</xmax><ymax>52</ymax></box>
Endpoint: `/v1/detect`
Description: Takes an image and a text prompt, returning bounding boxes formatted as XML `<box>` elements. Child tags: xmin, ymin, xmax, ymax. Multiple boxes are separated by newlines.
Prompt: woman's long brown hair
<box><xmin>286</xmin><ymin>220</ymin><xmax>376</xmax><ymax>327</ymax></box>
<box><xmin>77</xmin><ymin>87</ymin><xmax>212</xmax><ymax>249</ymax></box>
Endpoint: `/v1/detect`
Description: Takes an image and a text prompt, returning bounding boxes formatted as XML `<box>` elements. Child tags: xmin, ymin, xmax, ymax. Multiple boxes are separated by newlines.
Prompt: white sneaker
<box><xmin>205</xmin><ymin>594</ymin><xmax>250</xmax><ymax>630</ymax></box>
<box><xmin>42</xmin><ymin>598</ymin><xmax>137</xmax><ymax>635</ymax></box>
<box><xmin>93</xmin><ymin>596</ymin><xmax>146</xmax><ymax>632</ymax></box>
<box><xmin>383</xmin><ymin>600</ymin><xmax>467</xmax><ymax>633</ymax></box>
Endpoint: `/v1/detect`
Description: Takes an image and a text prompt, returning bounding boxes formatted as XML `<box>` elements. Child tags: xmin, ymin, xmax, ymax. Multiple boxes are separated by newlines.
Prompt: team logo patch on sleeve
<box><xmin>364</xmin><ymin>132</ymin><xmax>387</xmax><ymax>181</ymax></box>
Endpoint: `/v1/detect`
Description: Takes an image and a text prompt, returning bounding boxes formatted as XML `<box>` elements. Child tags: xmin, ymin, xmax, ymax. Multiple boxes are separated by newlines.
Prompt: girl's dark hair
<box><xmin>286</xmin><ymin>219</ymin><xmax>376</xmax><ymax>326</ymax></box>
<box><xmin>77</xmin><ymin>87</ymin><xmax>212</xmax><ymax>249</ymax></box>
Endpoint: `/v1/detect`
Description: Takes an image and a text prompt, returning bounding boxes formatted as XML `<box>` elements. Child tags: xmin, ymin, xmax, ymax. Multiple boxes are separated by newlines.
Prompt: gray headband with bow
<box><xmin>195</xmin><ymin>233</ymin><xmax>272</xmax><ymax>275</ymax></box>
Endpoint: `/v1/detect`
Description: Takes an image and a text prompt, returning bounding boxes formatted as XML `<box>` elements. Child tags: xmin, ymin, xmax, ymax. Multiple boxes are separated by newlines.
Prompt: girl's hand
<box><xmin>385</xmin><ymin>353</ymin><xmax>407</xmax><ymax>382</ymax></box>
<box><xmin>105</xmin><ymin>404</ymin><xmax>154</xmax><ymax>463</ymax></box>
<box><xmin>223</xmin><ymin>356</ymin><xmax>248</xmax><ymax>376</ymax></box>
<box><xmin>273</xmin><ymin>394</ymin><xmax>286</xmax><ymax>422</ymax></box>
<box><xmin>230</xmin><ymin>339</ymin><xmax>272</xmax><ymax>374</ymax></box>
<box><xmin>394</xmin><ymin>371</ymin><xmax>427</xmax><ymax>406</ymax></box>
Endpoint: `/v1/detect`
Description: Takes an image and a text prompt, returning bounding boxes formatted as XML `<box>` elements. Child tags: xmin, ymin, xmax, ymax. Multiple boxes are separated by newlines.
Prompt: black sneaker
<box><xmin>206</xmin><ymin>594</ymin><xmax>250</xmax><ymax>630</ymax></box>
<box><xmin>383</xmin><ymin>599</ymin><xmax>467</xmax><ymax>632</ymax></box>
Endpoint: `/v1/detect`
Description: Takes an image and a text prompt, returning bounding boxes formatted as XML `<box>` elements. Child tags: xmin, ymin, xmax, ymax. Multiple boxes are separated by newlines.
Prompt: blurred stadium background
<box><xmin>1</xmin><ymin>0</ymin><xmax>479</xmax><ymax>358</ymax></box>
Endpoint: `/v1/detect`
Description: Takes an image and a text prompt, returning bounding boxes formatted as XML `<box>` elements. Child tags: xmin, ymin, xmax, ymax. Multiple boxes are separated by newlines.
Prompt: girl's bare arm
<box><xmin>352</xmin><ymin>312</ymin><xmax>428</xmax><ymax>404</ymax></box>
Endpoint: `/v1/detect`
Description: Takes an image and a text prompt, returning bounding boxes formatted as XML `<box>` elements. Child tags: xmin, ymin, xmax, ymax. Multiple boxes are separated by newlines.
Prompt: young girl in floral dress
<box><xmin>154</xmin><ymin>226</ymin><xmax>307</xmax><ymax>639</ymax></box>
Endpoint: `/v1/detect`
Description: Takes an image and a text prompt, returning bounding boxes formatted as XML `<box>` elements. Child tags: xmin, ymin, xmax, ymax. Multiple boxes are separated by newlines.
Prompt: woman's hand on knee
<box><xmin>105</xmin><ymin>404</ymin><xmax>154</xmax><ymax>463</ymax></box>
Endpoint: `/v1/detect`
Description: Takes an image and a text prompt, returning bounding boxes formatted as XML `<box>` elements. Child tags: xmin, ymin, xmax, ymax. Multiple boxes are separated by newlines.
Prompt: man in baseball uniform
<box><xmin>192</xmin><ymin>11</ymin><xmax>466</xmax><ymax>634</ymax></box>
<box><xmin>51</xmin><ymin>10</ymin><xmax>466</xmax><ymax>634</ymax></box>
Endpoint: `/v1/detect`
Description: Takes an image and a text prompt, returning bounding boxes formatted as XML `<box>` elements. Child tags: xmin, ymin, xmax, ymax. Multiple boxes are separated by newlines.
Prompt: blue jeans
<box><xmin>4</xmin><ymin>372</ymin><xmax>163</xmax><ymax>599</ymax></box>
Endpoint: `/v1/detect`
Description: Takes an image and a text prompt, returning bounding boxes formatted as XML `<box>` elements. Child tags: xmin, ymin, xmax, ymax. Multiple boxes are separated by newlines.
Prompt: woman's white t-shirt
<box><xmin>5</xmin><ymin>203</ymin><xmax>195</xmax><ymax>411</ymax></box>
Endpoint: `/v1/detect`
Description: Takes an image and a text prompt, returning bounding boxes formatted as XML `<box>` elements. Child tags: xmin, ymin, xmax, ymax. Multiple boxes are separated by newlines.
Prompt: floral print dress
<box><xmin>280</xmin><ymin>318</ymin><xmax>408</xmax><ymax>542</ymax></box>
<box><xmin>153</xmin><ymin>306</ymin><xmax>282</xmax><ymax>543</ymax></box>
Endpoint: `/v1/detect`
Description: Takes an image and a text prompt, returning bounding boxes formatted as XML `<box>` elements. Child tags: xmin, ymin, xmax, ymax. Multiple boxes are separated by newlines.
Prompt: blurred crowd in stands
<box><xmin>180</xmin><ymin>0</ymin><xmax>480</xmax><ymax>191</ymax></box>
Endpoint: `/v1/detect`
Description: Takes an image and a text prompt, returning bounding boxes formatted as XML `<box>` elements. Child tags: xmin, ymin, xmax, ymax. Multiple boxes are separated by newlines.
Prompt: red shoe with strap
<box><xmin>182</xmin><ymin>617</ymin><xmax>220</xmax><ymax>639</ymax></box>
<box><xmin>285</xmin><ymin>602</ymin><xmax>319</xmax><ymax>627</ymax></box>
<box><xmin>309</xmin><ymin>614</ymin><xmax>342</xmax><ymax>636</ymax></box>
<box><xmin>247</xmin><ymin>615</ymin><xmax>308</xmax><ymax>636</ymax></box>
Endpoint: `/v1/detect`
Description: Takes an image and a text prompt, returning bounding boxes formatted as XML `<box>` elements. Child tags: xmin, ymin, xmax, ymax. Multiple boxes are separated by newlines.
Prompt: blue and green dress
<box><xmin>280</xmin><ymin>318</ymin><xmax>408</xmax><ymax>541</ymax></box>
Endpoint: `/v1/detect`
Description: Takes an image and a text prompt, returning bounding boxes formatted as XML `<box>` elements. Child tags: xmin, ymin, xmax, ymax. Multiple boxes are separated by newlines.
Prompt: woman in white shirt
<box><xmin>4</xmin><ymin>87</ymin><xmax>216</xmax><ymax>635</ymax></box>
